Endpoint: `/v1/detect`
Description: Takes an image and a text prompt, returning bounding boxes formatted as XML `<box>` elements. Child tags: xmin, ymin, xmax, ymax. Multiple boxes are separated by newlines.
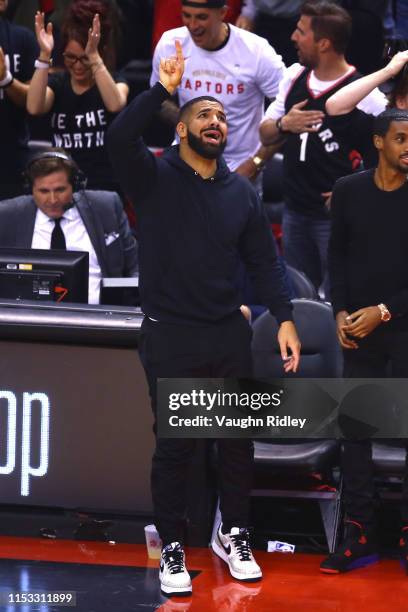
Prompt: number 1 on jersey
<box><xmin>299</xmin><ymin>132</ymin><xmax>309</xmax><ymax>162</ymax></box>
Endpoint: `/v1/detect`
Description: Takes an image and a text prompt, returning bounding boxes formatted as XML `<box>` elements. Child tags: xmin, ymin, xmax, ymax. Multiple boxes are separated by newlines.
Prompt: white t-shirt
<box><xmin>32</xmin><ymin>206</ymin><xmax>102</xmax><ymax>304</ymax></box>
<box><xmin>263</xmin><ymin>62</ymin><xmax>388</xmax><ymax>122</ymax></box>
<box><xmin>151</xmin><ymin>25</ymin><xmax>284</xmax><ymax>171</ymax></box>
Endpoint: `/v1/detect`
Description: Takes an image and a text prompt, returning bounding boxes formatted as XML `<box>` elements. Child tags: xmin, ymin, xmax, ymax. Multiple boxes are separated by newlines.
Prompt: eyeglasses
<box><xmin>63</xmin><ymin>52</ymin><xmax>90</xmax><ymax>67</ymax></box>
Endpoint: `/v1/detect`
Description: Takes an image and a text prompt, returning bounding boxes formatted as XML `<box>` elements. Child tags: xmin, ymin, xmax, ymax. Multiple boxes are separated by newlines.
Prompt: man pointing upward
<box><xmin>108</xmin><ymin>39</ymin><xmax>300</xmax><ymax>597</ymax></box>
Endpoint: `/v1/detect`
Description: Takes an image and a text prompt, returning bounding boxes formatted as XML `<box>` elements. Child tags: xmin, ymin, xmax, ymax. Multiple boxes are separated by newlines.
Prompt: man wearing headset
<box><xmin>0</xmin><ymin>148</ymin><xmax>139</xmax><ymax>303</ymax></box>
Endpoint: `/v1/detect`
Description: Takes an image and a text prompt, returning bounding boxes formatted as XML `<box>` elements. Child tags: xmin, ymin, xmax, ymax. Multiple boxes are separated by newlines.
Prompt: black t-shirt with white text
<box><xmin>48</xmin><ymin>71</ymin><xmax>127</xmax><ymax>191</ymax></box>
<box><xmin>0</xmin><ymin>18</ymin><xmax>38</xmax><ymax>179</ymax></box>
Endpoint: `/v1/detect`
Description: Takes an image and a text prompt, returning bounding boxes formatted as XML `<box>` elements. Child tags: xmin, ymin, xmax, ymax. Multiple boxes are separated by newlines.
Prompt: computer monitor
<box><xmin>0</xmin><ymin>248</ymin><xmax>89</xmax><ymax>303</ymax></box>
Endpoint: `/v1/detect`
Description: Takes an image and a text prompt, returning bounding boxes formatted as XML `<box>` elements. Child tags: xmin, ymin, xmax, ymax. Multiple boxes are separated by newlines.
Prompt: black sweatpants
<box><xmin>138</xmin><ymin>312</ymin><xmax>254</xmax><ymax>545</ymax></box>
<box><xmin>342</xmin><ymin>326</ymin><xmax>408</xmax><ymax>527</ymax></box>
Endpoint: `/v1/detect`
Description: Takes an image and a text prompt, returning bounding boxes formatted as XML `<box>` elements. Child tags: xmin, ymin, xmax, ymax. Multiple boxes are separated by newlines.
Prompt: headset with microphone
<box><xmin>22</xmin><ymin>151</ymin><xmax>88</xmax><ymax>197</ymax></box>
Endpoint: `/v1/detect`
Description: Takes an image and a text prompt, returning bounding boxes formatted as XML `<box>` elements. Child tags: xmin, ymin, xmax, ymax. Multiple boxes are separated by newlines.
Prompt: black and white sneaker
<box><xmin>159</xmin><ymin>542</ymin><xmax>192</xmax><ymax>597</ymax></box>
<box><xmin>211</xmin><ymin>525</ymin><xmax>262</xmax><ymax>582</ymax></box>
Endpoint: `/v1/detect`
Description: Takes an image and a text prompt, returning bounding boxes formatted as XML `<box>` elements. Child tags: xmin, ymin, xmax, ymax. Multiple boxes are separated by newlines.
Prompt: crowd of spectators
<box><xmin>1</xmin><ymin>0</ymin><xmax>408</xmax><ymax>292</ymax></box>
<box><xmin>3</xmin><ymin>0</ymin><xmax>408</xmax><ymax>588</ymax></box>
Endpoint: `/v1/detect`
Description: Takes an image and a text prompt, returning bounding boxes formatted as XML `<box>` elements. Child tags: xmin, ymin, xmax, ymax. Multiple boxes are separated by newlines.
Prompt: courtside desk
<box><xmin>0</xmin><ymin>299</ymin><xmax>154</xmax><ymax>515</ymax></box>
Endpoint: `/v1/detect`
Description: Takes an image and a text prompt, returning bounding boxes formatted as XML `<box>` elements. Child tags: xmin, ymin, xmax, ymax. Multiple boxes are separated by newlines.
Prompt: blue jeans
<box><xmin>282</xmin><ymin>206</ymin><xmax>330</xmax><ymax>298</ymax></box>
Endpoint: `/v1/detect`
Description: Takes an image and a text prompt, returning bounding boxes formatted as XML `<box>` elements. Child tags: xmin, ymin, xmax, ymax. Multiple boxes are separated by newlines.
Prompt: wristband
<box><xmin>35</xmin><ymin>58</ymin><xmax>52</xmax><ymax>69</ymax></box>
<box><xmin>0</xmin><ymin>70</ymin><xmax>13</xmax><ymax>88</ymax></box>
<box><xmin>276</xmin><ymin>116</ymin><xmax>288</xmax><ymax>134</ymax></box>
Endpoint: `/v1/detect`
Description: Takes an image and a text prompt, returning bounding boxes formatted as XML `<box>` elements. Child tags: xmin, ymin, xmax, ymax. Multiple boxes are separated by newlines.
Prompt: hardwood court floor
<box><xmin>0</xmin><ymin>536</ymin><xmax>407</xmax><ymax>611</ymax></box>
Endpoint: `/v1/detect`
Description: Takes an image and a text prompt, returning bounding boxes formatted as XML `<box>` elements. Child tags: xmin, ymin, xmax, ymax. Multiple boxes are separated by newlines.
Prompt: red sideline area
<box><xmin>1</xmin><ymin>537</ymin><xmax>408</xmax><ymax>611</ymax></box>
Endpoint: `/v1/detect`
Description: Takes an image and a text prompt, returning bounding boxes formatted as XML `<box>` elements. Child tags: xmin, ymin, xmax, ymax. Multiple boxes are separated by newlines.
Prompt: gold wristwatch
<box><xmin>377</xmin><ymin>303</ymin><xmax>391</xmax><ymax>322</ymax></box>
<box><xmin>252</xmin><ymin>155</ymin><xmax>265</xmax><ymax>171</ymax></box>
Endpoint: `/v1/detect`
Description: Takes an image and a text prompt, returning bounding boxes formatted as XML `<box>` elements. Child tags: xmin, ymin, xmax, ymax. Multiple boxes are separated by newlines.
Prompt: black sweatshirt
<box><xmin>107</xmin><ymin>82</ymin><xmax>293</xmax><ymax>326</ymax></box>
<box><xmin>329</xmin><ymin>169</ymin><xmax>408</xmax><ymax>329</ymax></box>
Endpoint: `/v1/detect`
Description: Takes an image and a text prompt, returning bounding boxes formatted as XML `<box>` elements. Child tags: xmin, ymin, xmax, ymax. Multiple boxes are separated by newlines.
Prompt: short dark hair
<box><xmin>389</xmin><ymin>68</ymin><xmax>408</xmax><ymax>108</ymax></box>
<box><xmin>26</xmin><ymin>148</ymin><xmax>78</xmax><ymax>185</ymax></box>
<box><xmin>177</xmin><ymin>96</ymin><xmax>224</xmax><ymax>123</ymax></box>
<box><xmin>301</xmin><ymin>0</ymin><xmax>351</xmax><ymax>54</ymax></box>
<box><xmin>373</xmin><ymin>108</ymin><xmax>408</xmax><ymax>137</ymax></box>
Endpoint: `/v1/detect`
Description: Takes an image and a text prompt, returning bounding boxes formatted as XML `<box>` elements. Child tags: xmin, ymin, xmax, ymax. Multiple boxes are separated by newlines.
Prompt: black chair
<box><xmin>286</xmin><ymin>265</ymin><xmax>319</xmax><ymax>300</ymax></box>
<box><xmin>252</xmin><ymin>299</ymin><xmax>342</xmax><ymax>379</ymax></box>
<box><xmin>250</xmin><ymin>299</ymin><xmax>343</xmax><ymax>551</ymax></box>
<box><xmin>373</xmin><ymin>442</ymin><xmax>406</xmax><ymax>477</ymax></box>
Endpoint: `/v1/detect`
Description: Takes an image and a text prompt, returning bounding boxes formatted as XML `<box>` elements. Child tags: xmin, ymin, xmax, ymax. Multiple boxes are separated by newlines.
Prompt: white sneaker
<box><xmin>211</xmin><ymin>525</ymin><xmax>262</xmax><ymax>582</ymax></box>
<box><xmin>159</xmin><ymin>542</ymin><xmax>192</xmax><ymax>597</ymax></box>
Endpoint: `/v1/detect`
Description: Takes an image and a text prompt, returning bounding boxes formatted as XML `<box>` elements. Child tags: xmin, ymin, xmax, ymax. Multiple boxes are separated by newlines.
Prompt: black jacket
<box><xmin>108</xmin><ymin>82</ymin><xmax>292</xmax><ymax>325</ymax></box>
<box><xmin>0</xmin><ymin>190</ymin><xmax>138</xmax><ymax>278</ymax></box>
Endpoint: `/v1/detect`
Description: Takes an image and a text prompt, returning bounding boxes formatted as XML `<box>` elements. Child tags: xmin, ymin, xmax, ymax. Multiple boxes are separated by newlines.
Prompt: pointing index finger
<box><xmin>175</xmin><ymin>39</ymin><xmax>184</xmax><ymax>62</ymax></box>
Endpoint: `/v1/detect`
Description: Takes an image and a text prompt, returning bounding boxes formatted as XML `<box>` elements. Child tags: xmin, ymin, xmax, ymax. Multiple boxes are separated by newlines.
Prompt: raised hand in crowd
<box><xmin>28</xmin><ymin>2</ymin><xmax>128</xmax><ymax>193</ymax></box>
<box><xmin>383</xmin><ymin>50</ymin><xmax>408</xmax><ymax>79</ymax></box>
<box><xmin>34</xmin><ymin>11</ymin><xmax>54</xmax><ymax>62</ymax></box>
<box><xmin>84</xmin><ymin>13</ymin><xmax>102</xmax><ymax>67</ymax></box>
<box><xmin>159</xmin><ymin>39</ymin><xmax>185</xmax><ymax>96</ymax></box>
<box><xmin>326</xmin><ymin>50</ymin><xmax>408</xmax><ymax>117</ymax></box>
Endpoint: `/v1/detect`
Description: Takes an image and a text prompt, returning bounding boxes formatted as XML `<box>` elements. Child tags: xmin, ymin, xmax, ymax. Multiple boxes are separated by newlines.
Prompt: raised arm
<box><xmin>108</xmin><ymin>41</ymin><xmax>184</xmax><ymax>202</ymax></box>
<box><xmin>85</xmin><ymin>14</ymin><xmax>128</xmax><ymax>113</ymax></box>
<box><xmin>26</xmin><ymin>11</ymin><xmax>55</xmax><ymax>115</ymax></box>
<box><xmin>150</xmin><ymin>36</ymin><xmax>180</xmax><ymax>125</ymax></box>
<box><xmin>326</xmin><ymin>50</ymin><xmax>408</xmax><ymax>116</ymax></box>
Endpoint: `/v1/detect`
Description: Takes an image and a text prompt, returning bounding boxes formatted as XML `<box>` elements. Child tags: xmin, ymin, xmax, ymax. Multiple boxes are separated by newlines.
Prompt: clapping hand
<box><xmin>159</xmin><ymin>40</ymin><xmax>185</xmax><ymax>96</ymax></box>
<box><xmin>85</xmin><ymin>14</ymin><xmax>102</xmax><ymax>63</ymax></box>
<box><xmin>35</xmin><ymin>11</ymin><xmax>54</xmax><ymax>60</ymax></box>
